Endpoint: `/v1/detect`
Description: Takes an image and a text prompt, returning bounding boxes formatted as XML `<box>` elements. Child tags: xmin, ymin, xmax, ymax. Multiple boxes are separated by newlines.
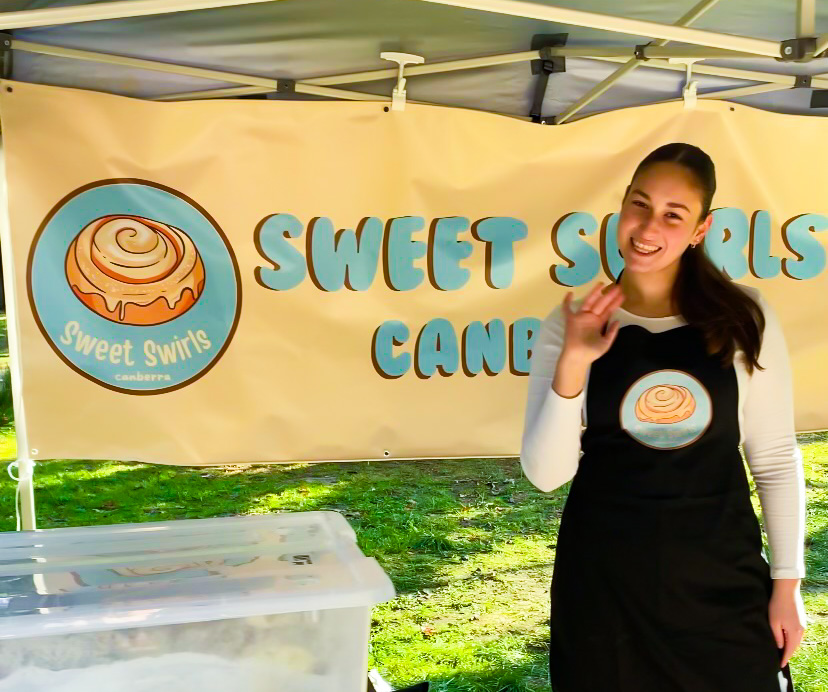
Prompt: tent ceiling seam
<box><xmin>406</xmin><ymin>0</ymin><xmax>783</xmax><ymax>58</ymax></box>
<box><xmin>0</xmin><ymin>0</ymin><xmax>285</xmax><ymax>31</ymax></box>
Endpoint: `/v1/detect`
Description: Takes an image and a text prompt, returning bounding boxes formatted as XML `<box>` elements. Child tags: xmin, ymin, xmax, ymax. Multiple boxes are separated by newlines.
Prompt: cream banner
<box><xmin>0</xmin><ymin>80</ymin><xmax>825</xmax><ymax>465</ymax></box>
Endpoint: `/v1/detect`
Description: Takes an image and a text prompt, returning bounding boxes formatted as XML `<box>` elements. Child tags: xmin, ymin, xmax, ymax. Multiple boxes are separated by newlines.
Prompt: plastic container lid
<box><xmin>0</xmin><ymin>511</ymin><xmax>395</xmax><ymax>639</ymax></box>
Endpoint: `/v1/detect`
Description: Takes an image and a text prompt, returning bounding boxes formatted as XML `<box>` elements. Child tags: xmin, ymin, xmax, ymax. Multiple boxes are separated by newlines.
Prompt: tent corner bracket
<box><xmin>634</xmin><ymin>44</ymin><xmax>652</xmax><ymax>61</ymax></box>
<box><xmin>779</xmin><ymin>37</ymin><xmax>817</xmax><ymax>62</ymax></box>
<box><xmin>0</xmin><ymin>32</ymin><xmax>12</xmax><ymax>80</ymax></box>
<box><xmin>531</xmin><ymin>34</ymin><xmax>567</xmax><ymax>124</ymax></box>
<box><xmin>275</xmin><ymin>79</ymin><xmax>295</xmax><ymax>94</ymax></box>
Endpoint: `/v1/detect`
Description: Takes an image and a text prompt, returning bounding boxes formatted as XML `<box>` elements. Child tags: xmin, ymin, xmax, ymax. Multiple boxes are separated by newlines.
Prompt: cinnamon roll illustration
<box><xmin>634</xmin><ymin>385</ymin><xmax>696</xmax><ymax>424</ymax></box>
<box><xmin>65</xmin><ymin>215</ymin><xmax>205</xmax><ymax>325</ymax></box>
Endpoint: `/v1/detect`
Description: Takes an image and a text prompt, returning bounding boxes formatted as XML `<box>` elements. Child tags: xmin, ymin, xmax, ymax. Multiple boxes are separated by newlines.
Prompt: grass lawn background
<box><xmin>0</xmin><ymin>314</ymin><xmax>824</xmax><ymax>690</ymax></box>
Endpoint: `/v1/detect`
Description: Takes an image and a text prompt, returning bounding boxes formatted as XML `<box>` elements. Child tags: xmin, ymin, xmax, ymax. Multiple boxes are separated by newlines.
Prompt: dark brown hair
<box><xmin>629</xmin><ymin>143</ymin><xmax>765</xmax><ymax>373</ymax></box>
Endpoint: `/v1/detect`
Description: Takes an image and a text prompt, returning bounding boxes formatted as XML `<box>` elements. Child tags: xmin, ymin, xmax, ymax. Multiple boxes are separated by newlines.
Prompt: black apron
<box><xmin>548</xmin><ymin>318</ymin><xmax>795</xmax><ymax>691</ymax></box>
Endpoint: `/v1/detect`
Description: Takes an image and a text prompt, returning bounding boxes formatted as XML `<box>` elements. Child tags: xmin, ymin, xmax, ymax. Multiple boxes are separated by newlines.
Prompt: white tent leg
<box><xmin>14</xmin><ymin>457</ymin><xmax>36</xmax><ymax>531</ymax></box>
<box><xmin>0</xmin><ymin>143</ymin><xmax>37</xmax><ymax>530</ymax></box>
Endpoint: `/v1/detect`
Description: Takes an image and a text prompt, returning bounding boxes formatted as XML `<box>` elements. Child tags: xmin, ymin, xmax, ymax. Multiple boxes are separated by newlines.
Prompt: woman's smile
<box><xmin>630</xmin><ymin>238</ymin><xmax>662</xmax><ymax>255</ymax></box>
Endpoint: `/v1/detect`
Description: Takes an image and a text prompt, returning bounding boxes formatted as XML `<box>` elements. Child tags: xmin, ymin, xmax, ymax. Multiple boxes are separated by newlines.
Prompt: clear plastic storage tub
<box><xmin>0</xmin><ymin>511</ymin><xmax>395</xmax><ymax>692</ymax></box>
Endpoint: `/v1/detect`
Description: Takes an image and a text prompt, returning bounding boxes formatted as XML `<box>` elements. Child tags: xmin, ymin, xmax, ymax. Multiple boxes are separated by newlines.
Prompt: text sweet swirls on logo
<box><xmin>619</xmin><ymin>370</ymin><xmax>712</xmax><ymax>450</ymax></box>
<box><xmin>28</xmin><ymin>180</ymin><xmax>241</xmax><ymax>394</ymax></box>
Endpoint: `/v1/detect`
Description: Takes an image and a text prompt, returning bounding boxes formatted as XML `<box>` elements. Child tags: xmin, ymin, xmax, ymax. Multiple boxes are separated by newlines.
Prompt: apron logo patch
<box><xmin>620</xmin><ymin>370</ymin><xmax>712</xmax><ymax>449</ymax></box>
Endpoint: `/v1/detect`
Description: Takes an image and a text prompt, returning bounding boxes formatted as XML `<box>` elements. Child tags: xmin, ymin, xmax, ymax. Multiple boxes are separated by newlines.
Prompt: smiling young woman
<box><xmin>520</xmin><ymin>143</ymin><xmax>807</xmax><ymax>692</ymax></box>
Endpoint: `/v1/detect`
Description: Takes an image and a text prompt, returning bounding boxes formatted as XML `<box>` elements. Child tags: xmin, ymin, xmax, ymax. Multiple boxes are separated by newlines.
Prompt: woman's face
<box><xmin>617</xmin><ymin>161</ymin><xmax>712</xmax><ymax>275</ymax></box>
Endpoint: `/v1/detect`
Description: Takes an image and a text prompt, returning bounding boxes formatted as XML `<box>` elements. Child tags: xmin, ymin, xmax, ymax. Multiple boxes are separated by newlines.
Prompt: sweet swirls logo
<box><xmin>28</xmin><ymin>180</ymin><xmax>241</xmax><ymax>394</ymax></box>
<box><xmin>620</xmin><ymin>370</ymin><xmax>712</xmax><ymax>449</ymax></box>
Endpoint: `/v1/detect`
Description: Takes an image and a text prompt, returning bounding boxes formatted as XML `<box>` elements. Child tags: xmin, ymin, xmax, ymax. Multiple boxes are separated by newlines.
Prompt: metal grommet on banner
<box><xmin>380</xmin><ymin>52</ymin><xmax>425</xmax><ymax>112</ymax></box>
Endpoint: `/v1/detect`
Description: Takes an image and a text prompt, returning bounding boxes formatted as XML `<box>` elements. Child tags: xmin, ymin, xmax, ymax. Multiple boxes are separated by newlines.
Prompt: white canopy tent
<box><xmin>3</xmin><ymin>0</ymin><xmax>828</xmax><ymax>121</ymax></box>
<box><xmin>2</xmin><ymin>0</ymin><xmax>827</xmax><ymax>531</ymax></box>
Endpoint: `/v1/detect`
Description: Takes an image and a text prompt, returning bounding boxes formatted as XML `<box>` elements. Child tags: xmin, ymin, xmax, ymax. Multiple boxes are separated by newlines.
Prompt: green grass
<box><xmin>0</xmin><ymin>426</ymin><xmax>825</xmax><ymax>691</ymax></box>
<box><xmin>0</xmin><ymin>315</ymin><xmax>11</xmax><ymax>428</ymax></box>
<box><xmin>0</xmin><ymin>314</ymin><xmax>7</xmax><ymax>369</ymax></box>
<box><xmin>0</xmin><ymin>313</ymin><xmax>824</xmax><ymax>690</ymax></box>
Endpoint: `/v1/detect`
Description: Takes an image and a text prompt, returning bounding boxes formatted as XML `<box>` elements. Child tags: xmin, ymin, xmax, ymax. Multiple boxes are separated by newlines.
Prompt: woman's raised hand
<box><xmin>561</xmin><ymin>282</ymin><xmax>625</xmax><ymax>364</ymax></box>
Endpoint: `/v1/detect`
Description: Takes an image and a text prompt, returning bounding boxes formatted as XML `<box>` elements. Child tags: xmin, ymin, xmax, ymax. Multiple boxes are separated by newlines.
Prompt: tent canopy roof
<box><xmin>3</xmin><ymin>0</ymin><xmax>828</xmax><ymax>121</ymax></box>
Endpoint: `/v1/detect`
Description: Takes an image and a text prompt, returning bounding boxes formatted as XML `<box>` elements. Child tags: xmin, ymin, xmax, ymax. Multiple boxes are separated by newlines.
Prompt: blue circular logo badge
<box><xmin>28</xmin><ymin>180</ymin><xmax>241</xmax><ymax>394</ymax></box>
<box><xmin>620</xmin><ymin>370</ymin><xmax>712</xmax><ymax>450</ymax></box>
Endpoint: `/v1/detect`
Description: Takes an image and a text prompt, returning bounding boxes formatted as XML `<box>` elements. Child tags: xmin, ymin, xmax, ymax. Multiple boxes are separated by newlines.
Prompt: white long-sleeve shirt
<box><xmin>520</xmin><ymin>284</ymin><xmax>806</xmax><ymax>580</ymax></box>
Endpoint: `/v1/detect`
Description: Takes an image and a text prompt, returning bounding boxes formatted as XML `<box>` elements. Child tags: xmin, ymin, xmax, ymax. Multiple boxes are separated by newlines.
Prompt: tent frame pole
<box><xmin>151</xmin><ymin>46</ymin><xmax>828</xmax><ymax>101</ymax></box>
<box><xmin>12</xmin><ymin>40</ymin><xmax>756</xmax><ymax>87</ymax></box>
<box><xmin>14</xmin><ymin>37</ymin><xmax>827</xmax><ymax>108</ymax></box>
<box><xmin>152</xmin><ymin>45</ymin><xmax>756</xmax><ymax>102</ymax></box>
<box><xmin>407</xmin><ymin>0</ymin><xmax>782</xmax><ymax>58</ymax></box>
<box><xmin>170</xmin><ymin>53</ymin><xmax>828</xmax><ymax>101</ymax></box>
<box><xmin>11</xmin><ymin>40</ymin><xmax>780</xmax><ymax>105</ymax></box>
<box><xmin>566</xmin><ymin>82</ymin><xmax>791</xmax><ymax>122</ymax></box>
<box><xmin>597</xmin><ymin>55</ymin><xmax>828</xmax><ymax>88</ymax></box>
<box><xmin>10</xmin><ymin>39</ymin><xmax>385</xmax><ymax>103</ymax></box>
<box><xmin>699</xmin><ymin>83</ymin><xmax>789</xmax><ymax>99</ymax></box>
<box><xmin>561</xmin><ymin>46</ymin><xmax>755</xmax><ymax>59</ymax></box>
<box><xmin>556</xmin><ymin>0</ymin><xmax>723</xmax><ymax>124</ymax></box>
<box><xmin>0</xmin><ymin>145</ymin><xmax>36</xmax><ymax>531</ymax></box>
<box><xmin>153</xmin><ymin>51</ymin><xmax>541</xmax><ymax>101</ymax></box>
<box><xmin>797</xmin><ymin>0</ymin><xmax>816</xmax><ymax>38</ymax></box>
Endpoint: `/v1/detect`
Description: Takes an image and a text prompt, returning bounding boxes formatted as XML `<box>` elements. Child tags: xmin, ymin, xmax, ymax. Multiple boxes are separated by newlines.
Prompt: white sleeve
<box><xmin>741</xmin><ymin>291</ymin><xmax>806</xmax><ymax>580</ymax></box>
<box><xmin>519</xmin><ymin>303</ymin><xmax>586</xmax><ymax>493</ymax></box>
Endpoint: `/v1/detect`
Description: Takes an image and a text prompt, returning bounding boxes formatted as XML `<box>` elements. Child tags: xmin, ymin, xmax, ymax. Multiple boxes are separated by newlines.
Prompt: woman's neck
<box><xmin>618</xmin><ymin>266</ymin><xmax>679</xmax><ymax>317</ymax></box>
